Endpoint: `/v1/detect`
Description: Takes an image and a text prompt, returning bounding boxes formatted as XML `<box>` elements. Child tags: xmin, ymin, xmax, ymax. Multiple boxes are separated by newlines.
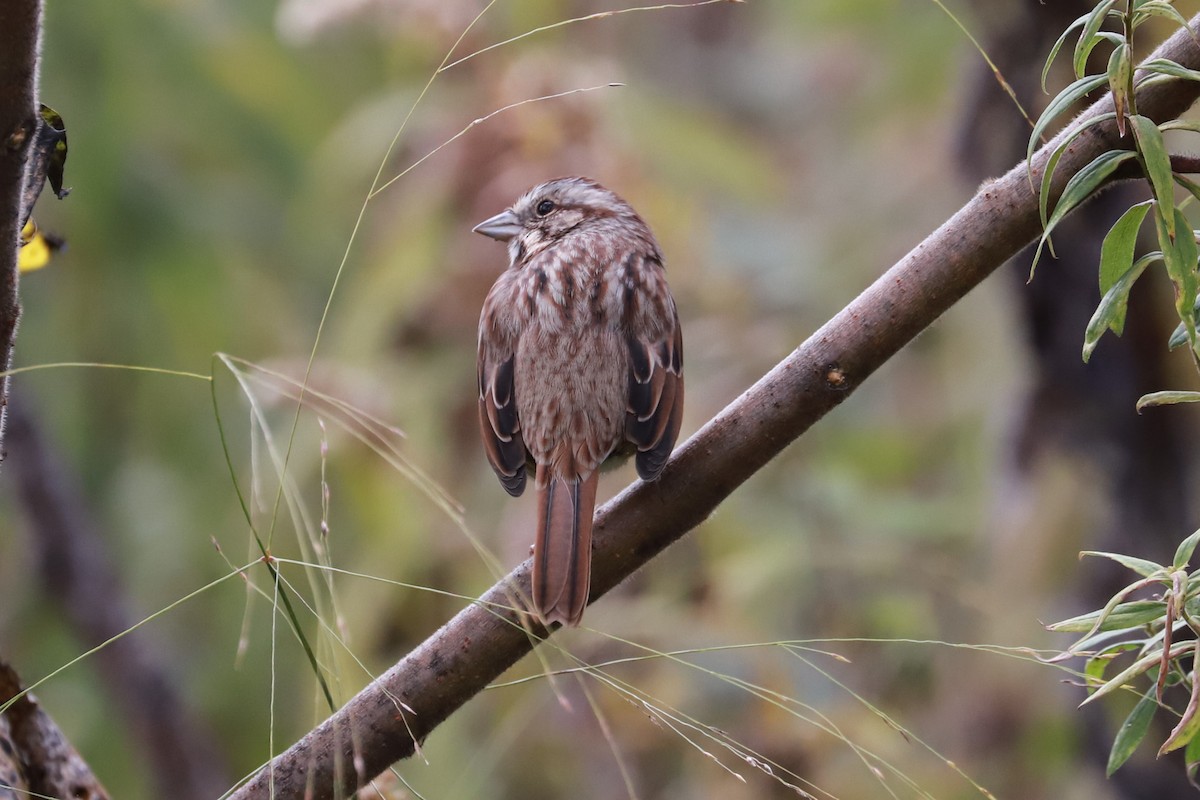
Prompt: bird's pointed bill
<box><xmin>473</xmin><ymin>209</ymin><xmax>522</xmax><ymax>241</ymax></box>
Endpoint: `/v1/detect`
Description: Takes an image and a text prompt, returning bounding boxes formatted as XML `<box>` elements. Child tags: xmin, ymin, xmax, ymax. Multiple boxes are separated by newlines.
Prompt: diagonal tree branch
<box><xmin>230</xmin><ymin>16</ymin><xmax>1200</xmax><ymax>799</ymax></box>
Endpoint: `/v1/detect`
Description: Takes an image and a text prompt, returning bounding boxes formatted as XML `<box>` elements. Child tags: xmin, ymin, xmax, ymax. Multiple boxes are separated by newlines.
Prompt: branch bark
<box><xmin>0</xmin><ymin>661</ymin><xmax>108</xmax><ymax>799</ymax></box>
<box><xmin>0</xmin><ymin>0</ymin><xmax>41</xmax><ymax>463</ymax></box>
<box><xmin>230</xmin><ymin>16</ymin><xmax>1200</xmax><ymax>799</ymax></box>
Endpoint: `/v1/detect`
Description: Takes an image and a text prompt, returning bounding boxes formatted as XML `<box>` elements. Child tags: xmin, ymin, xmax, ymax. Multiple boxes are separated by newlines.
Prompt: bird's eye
<box><xmin>535</xmin><ymin>199</ymin><xmax>555</xmax><ymax>216</ymax></box>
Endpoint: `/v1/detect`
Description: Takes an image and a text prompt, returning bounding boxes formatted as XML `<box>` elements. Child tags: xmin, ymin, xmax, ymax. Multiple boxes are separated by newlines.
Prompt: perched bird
<box><xmin>475</xmin><ymin>177</ymin><xmax>684</xmax><ymax>627</ymax></box>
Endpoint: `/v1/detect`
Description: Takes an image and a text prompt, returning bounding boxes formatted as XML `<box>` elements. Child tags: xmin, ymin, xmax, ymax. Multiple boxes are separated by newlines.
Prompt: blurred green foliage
<box><xmin>0</xmin><ymin>1</ymin><xmax>1147</xmax><ymax>797</ymax></box>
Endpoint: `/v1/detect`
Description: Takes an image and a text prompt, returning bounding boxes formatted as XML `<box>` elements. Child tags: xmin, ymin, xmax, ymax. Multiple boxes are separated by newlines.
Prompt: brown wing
<box><xmin>478</xmin><ymin>345</ymin><xmax>528</xmax><ymax>496</ymax></box>
<box><xmin>625</xmin><ymin>303</ymin><xmax>684</xmax><ymax>481</ymax></box>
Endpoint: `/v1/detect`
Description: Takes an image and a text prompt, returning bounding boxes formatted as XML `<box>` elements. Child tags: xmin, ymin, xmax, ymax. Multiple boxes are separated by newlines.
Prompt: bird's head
<box><xmin>473</xmin><ymin>176</ymin><xmax>635</xmax><ymax>260</ymax></box>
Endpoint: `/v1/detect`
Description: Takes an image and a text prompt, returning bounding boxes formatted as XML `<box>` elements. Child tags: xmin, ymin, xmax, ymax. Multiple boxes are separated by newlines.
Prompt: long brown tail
<box><xmin>532</xmin><ymin>465</ymin><xmax>598</xmax><ymax>627</ymax></box>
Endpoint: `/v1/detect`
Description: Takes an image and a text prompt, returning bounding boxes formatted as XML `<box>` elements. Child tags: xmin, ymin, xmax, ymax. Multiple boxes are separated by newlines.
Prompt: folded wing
<box><xmin>625</xmin><ymin>302</ymin><xmax>684</xmax><ymax>480</ymax></box>
<box><xmin>478</xmin><ymin>348</ymin><xmax>528</xmax><ymax>496</ymax></box>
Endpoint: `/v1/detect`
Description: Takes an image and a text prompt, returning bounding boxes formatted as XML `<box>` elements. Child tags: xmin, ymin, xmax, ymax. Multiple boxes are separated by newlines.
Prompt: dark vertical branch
<box><xmin>0</xmin><ymin>0</ymin><xmax>42</xmax><ymax>463</ymax></box>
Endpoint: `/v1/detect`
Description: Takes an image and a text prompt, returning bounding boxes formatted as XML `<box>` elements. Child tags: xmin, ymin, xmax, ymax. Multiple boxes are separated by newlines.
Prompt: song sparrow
<box><xmin>475</xmin><ymin>177</ymin><xmax>684</xmax><ymax>627</ymax></box>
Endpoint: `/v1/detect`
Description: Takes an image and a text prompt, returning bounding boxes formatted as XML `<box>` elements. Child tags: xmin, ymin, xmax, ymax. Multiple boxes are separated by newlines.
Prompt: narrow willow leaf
<box><xmin>1134</xmin><ymin>5</ymin><xmax>1194</xmax><ymax>35</ymax></box>
<box><xmin>1101</xmin><ymin>204</ymin><xmax>1153</xmax><ymax>293</ymax></box>
<box><xmin>1029</xmin><ymin>113</ymin><xmax>1119</xmax><ymax>278</ymax></box>
<box><xmin>1141</xmin><ymin>57</ymin><xmax>1200</xmax><ymax>83</ymax></box>
<box><xmin>1162</xmin><ymin>120</ymin><xmax>1200</xmax><ymax>135</ymax></box>
<box><xmin>1176</xmin><ymin>530</ymin><xmax>1200</xmax><ymax>570</ymax></box>
<box><xmin>1157</xmin><ymin>207</ymin><xmax>1200</xmax><ymax>349</ymax></box>
<box><xmin>1169</xmin><ymin>320</ymin><xmax>1190</xmax><ymax>349</ymax></box>
<box><xmin>1108</xmin><ymin>691</ymin><xmax>1158</xmax><ymax>775</ymax></box>
<box><xmin>1075</xmin><ymin>0</ymin><xmax>1119</xmax><ymax>78</ymax></box>
<box><xmin>1075</xmin><ymin>626</ymin><xmax>1164</xmax><ymax>657</ymax></box>
<box><xmin>1046</xmin><ymin>150</ymin><xmax>1138</xmax><ymax>239</ymax></box>
<box><xmin>1048</xmin><ymin>600</ymin><xmax>1167</xmax><ymax>633</ymax></box>
<box><xmin>1087</xmin><ymin>642</ymin><xmax>1149</xmax><ymax>687</ymax></box>
<box><xmin>1085</xmin><ymin>250</ymin><xmax>1156</xmax><ymax>361</ymax></box>
<box><xmin>1028</xmin><ymin>73</ymin><xmax>1109</xmax><ymax>173</ymax></box>
<box><xmin>1084</xmin><ymin>641</ymin><xmax>1194</xmax><ymax>706</ymax></box>
<box><xmin>1132</xmin><ymin>116</ymin><xmax>1177</xmax><ymax>238</ymax></box>
<box><xmin>1109</xmin><ymin>44</ymin><xmax>1133</xmax><ymax>136</ymax></box>
<box><xmin>1081</xmin><ymin>550</ymin><xmax>1166</xmax><ymax>578</ymax></box>
<box><xmin>1068</xmin><ymin>577</ymin><xmax>1161</xmax><ymax>647</ymax></box>
<box><xmin>1137</xmin><ymin>75</ymin><xmax>1186</xmax><ymax>94</ymax></box>
<box><xmin>1137</xmin><ymin>391</ymin><xmax>1200</xmax><ymax>411</ymax></box>
<box><xmin>1167</xmin><ymin>289</ymin><xmax>1200</xmax><ymax>350</ymax></box>
<box><xmin>1038</xmin><ymin>112</ymin><xmax>1118</xmax><ymax>230</ymax></box>
<box><xmin>1039</xmin><ymin>142</ymin><xmax>1069</xmax><ymax>234</ymax></box>
<box><xmin>1044</xmin><ymin>15</ymin><xmax>1090</xmax><ymax>93</ymax></box>
<box><xmin>1034</xmin><ymin>141</ymin><xmax>1068</xmax><ymax>274</ymax></box>
<box><xmin>1087</xmin><ymin>645</ymin><xmax>1144</xmax><ymax>693</ymax></box>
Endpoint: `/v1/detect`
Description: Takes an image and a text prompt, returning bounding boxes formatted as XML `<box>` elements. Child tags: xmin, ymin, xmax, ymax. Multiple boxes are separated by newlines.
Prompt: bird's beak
<box><xmin>472</xmin><ymin>209</ymin><xmax>522</xmax><ymax>242</ymax></box>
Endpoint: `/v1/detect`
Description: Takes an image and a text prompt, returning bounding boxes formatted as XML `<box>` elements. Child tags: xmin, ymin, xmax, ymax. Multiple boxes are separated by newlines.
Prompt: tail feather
<box><xmin>532</xmin><ymin>466</ymin><xmax>598</xmax><ymax>627</ymax></box>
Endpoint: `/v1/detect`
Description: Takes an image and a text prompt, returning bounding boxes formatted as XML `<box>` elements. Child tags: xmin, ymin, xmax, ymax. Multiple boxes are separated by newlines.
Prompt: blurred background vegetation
<box><xmin>3</xmin><ymin>0</ymin><xmax>1199</xmax><ymax>797</ymax></box>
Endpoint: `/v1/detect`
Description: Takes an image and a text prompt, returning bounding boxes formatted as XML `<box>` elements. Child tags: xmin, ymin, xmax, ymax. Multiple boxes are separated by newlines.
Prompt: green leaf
<box><xmin>1039</xmin><ymin>142</ymin><xmax>1068</xmax><ymax>236</ymax></box>
<box><xmin>1052</xmin><ymin>150</ymin><xmax>1137</xmax><ymax>227</ymax></box>
<box><xmin>1048</xmin><ymin>599</ymin><xmax>1166</xmax><ymax>633</ymax></box>
<box><xmin>1043</xmin><ymin>150</ymin><xmax>1137</xmax><ymax>254</ymax></box>
<box><xmin>1133</xmin><ymin>4</ymin><xmax>1194</xmax><ymax>35</ymax></box>
<box><xmin>1085</xmin><ymin>250</ymin><xmax>1156</xmax><ymax>361</ymax></box>
<box><xmin>1137</xmin><ymin>391</ymin><xmax>1200</xmax><ymax>411</ymax></box>
<box><xmin>1162</xmin><ymin>120</ymin><xmax>1200</xmax><ymax>135</ymax></box>
<box><xmin>1156</xmin><ymin>207</ymin><xmax>1200</xmax><ymax>350</ymax></box>
<box><xmin>1131</xmin><ymin>116</ymin><xmax>1177</xmax><ymax>238</ymax></box>
<box><xmin>1141</xmin><ymin>57</ymin><xmax>1200</xmax><ymax>83</ymax></box>
<box><xmin>1032</xmin><ymin>113</ymin><xmax>1119</xmax><ymax>278</ymax></box>
<box><xmin>1028</xmin><ymin>73</ymin><xmax>1109</xmax><ymax>171</ymax></box>
<box><xmin>1086</xmin><ymin>642</ymin><xmax>1147</xmax><ymax>686</ymax></box>
<box><xmin>1108</xmin><ymin>44</ymin><xmax>1133</xmax><ymax>136</ymax></box>
<box><xmin>1108</xmin><ymin>690</ymin><xmax>1158</xmax><ymax>775</ymax></box>
<box><xmin>1101</xmin><ymin>203</ymin><xmax>1154</xmax><ymax>292</ymax></box>
<box><xmin>1169</xmin><ymin>320</ymin><xmax>1190</xmax><ymax>350</ymax></box>
<box><xmin>1043</xmin><ymin>15</ymin><xmax>1089</xmax><ymax>93</ymax></box>
<box><xmin>1087</xmin><ymin>653</ymin><xmax>1113</xmax><ymax>685</ymax></box>
<box><xmin>1176</xmin><ymin>530</ymin><xmax>1200</xmax><ymax>570</ymax></box>
<box><xmin>1075</xmin><ymin>1</ymin><xmax>1120</xmax><ymax>79</ymax></box>
<box><xmin>1085</xmin><ymin>641</ymin><xmax>1194</xmax><ymax>705</ymax></box>
<box><xmin>1081</xmin><ymin>550</ymin><xmax>1166</xmax><ymax>578</ymax></box>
